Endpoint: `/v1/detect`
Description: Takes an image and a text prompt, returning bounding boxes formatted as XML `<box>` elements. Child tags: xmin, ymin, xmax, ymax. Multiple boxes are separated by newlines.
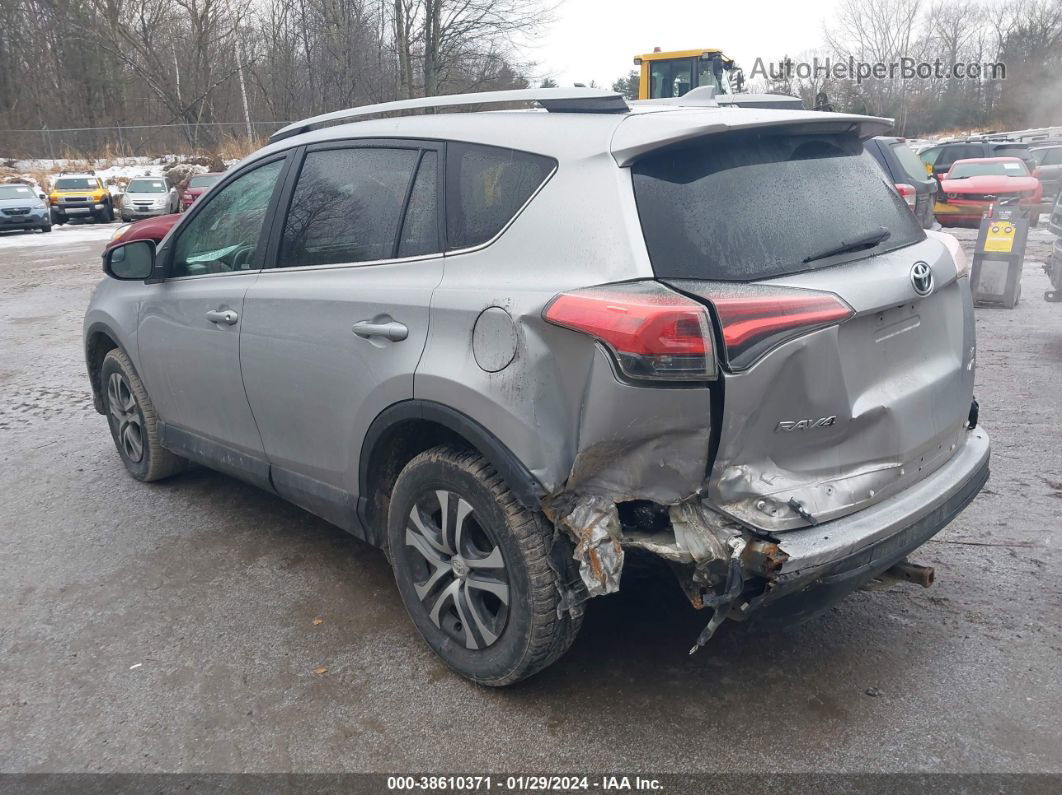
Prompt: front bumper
<box><xmin>743</xmin><ymin>427</ymin><xmax>990</xmax><ymax>621</ymax></box>
<box><xmin>123</xmin><ymin>206</ymin><xmax>170</xmax><ymax>219</ymax></box>
<box><xmin>935</xmin><ymin>199</ymin><xmax>1039</xmax><ymax>224</ymax></box>
<box><xmin>0</xmin><ymin>211</ymin><xmax>48</xmax><ymax>229</ymax></box>
<box><xmin>53</xmin><ymin>203</ymin><xmax>106</xmax><ymax>218</ymax></box>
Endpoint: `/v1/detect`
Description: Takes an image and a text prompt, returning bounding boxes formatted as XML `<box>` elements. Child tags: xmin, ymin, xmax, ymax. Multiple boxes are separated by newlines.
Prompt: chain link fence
<box><xmin>0</xmin><ymin>120</ymin><xmax>292</xmax><ymax>160</ymax></box>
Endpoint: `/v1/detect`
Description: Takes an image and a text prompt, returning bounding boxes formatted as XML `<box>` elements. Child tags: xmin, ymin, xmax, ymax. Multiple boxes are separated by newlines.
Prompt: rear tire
<box><xmin>387</xmin><ymin>446</ymin><xmax>582</xmax><ymax>686</ymax></box>
<box><xmin>100</xmin><ymin>348</ymin><xmax>188</xmax><ymax>482</ymax></box>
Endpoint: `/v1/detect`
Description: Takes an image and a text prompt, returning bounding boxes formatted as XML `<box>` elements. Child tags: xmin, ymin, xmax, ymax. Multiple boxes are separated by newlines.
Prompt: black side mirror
<box><xmin>104</xmin><ymin>240</ymin><xmax>156</xmax><ymax>281</ymax></box>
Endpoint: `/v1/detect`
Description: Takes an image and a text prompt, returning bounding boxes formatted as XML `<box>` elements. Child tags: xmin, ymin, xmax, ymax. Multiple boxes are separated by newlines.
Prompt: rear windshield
<box><xmin>889</xmin><ymin>141</ymin><xmax>929</xmax><ymax>182</ymax></box>
<box><xmin>991</xmin><ymin>145</ymin><xmax>1030</xmax><ymax>159</ymax></box>
<box><xmin>632</xmin><ymin>132</ymin><xmax>925</xmax><ymax>281</ymax></box>
<box><xmin>189</xmin><ymin>174</ymin><xmax>221</xmax><ymax>188</ymax></box>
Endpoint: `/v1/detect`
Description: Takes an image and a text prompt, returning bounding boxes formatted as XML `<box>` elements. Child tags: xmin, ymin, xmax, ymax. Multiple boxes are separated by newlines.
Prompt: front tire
<box><xmin>39</xmin><ymin>221</ymin><xmax>52</xmax><ymax>233</ymax></box>
<box><xmin>388</xmin><ymin>446</ymin><xmax>581</xmax><ymax>686</ymax></box>
<box><xmin>100</xmin><ymin>348</ymin><xmax>187</xmax><ymax>482</ymax></box>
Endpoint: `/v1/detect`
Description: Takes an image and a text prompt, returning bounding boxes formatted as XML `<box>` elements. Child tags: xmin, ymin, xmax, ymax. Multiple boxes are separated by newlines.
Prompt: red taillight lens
<box><xmin>697</xmin><ymin>283</ymin><xmax>854</xmax><ymax>371</ymax></box>
<box><xmin>895</xmin><ymin>183</ymin><xmax>917</xmax><ymax>208</ymax></box>
<box><xmin>543</xmin><ymin>281</ymin><xmax>716</xmax><ymax>381</ymax></box>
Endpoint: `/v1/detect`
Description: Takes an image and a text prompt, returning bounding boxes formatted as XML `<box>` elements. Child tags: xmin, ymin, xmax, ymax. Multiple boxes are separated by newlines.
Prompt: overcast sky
<box><xmin>529</xmin><ymin>0</ymin><xmax>842</xmax><ymax>88</ymax></box>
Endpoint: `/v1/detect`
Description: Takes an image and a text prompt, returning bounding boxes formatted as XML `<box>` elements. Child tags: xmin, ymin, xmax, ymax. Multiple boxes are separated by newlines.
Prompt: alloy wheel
<box><xmin>404</xmin><ymin>489</ymin><xmax>510</xmax><ymax>650</ymax></box>
<box><xmin>107</xmin><ymin>372</ymin><xmax>144</xmax><ymax>463</ymax></box>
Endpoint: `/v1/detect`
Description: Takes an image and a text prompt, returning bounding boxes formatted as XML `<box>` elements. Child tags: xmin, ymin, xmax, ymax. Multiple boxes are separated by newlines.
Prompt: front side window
<box><xmin>650</xmin><ymin>58</ymin><xmax>695</xmax><ymax>99</ymax></box>
<box><xmin>445</xmin><ymin>143</ymin><xmax>554</xmax><ymax>250</ymax></box>
<box><xmin>279</xmin><ymin>147</ymin><xmax>420</xmax><ymax>268</ymax></box>
<box><xmin>171</xmin><ymin>159</ymin><xmax>283</xmax><ymax>277</ymax></box>
<box><xmin>633</xmin><ymin>131</ymin><xmax>925</xmax><ymax>282</ymax></box>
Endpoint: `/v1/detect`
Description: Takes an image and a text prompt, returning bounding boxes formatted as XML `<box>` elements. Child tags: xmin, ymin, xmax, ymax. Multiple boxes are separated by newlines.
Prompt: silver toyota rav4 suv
<box><xmin>85</xmin><ymin>89</ymin><xmax>990</xmax><ymax>685</ymax></box>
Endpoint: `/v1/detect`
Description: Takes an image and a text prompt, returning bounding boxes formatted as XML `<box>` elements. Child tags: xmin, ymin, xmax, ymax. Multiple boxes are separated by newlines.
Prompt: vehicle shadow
<box><xmin>154</xmin><ymin>465</ymin><xmax>922</xmax><ymax>714</ymax></box>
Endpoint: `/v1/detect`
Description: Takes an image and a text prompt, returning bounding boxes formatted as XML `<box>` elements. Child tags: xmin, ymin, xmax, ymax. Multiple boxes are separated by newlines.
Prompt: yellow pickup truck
<box><xmin>48</xmin><ymin>173</ymin><xmax>115</xmax><ymax>224</ymax></box>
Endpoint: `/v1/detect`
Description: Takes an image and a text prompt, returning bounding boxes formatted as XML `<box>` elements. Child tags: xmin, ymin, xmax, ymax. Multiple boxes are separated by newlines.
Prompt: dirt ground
<box><xmin>0</xmin><ymin>221</ymin><xmax>1059</xmax><ymax>774</ymax></box>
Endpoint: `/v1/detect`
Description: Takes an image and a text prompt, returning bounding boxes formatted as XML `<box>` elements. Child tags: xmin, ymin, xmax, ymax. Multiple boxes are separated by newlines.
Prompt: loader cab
<box><xmin>633</xmin><ymin>49</ymin><xmax>739</xmax><ymax>100</ymax></box>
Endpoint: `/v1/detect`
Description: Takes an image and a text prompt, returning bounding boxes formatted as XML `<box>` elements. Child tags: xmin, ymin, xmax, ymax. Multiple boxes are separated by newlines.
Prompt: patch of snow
<box><xmin>0</xmin><ymin>222</ymin><xmax>119</xmax><ymax>251</ymax></box>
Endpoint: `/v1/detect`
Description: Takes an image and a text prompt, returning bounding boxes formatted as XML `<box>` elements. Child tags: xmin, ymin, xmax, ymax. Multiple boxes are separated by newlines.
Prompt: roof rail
<box><xmin>269</xmin><ymin>88</ymin><xmax>629</xmax><ymax>143</ymax></box>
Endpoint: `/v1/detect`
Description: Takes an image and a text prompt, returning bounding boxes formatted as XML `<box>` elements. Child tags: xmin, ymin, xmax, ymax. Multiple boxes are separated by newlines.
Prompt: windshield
<box><xmin>649</xmin><ymin>55</ymin><xmax>730</xmax><ymax>99</ymax></box>
<box><xmin>632</xmin><ymin>131</ymin><xmax>925</xmax><ymax>281</ymax></box>
<box><xmin>54</xmin><ymin>178</ymin><xmax>97</xmax><ymax>190</ymax></box>
<box><xmin>889</xmin><ymin>142</ymin><xmax>929</xmax><ymax>182</ymax></box>
<box><xmin>0</xmin><ymin>185</ymin><xmax>37</xmax><ymax>200</ymax></box>
<box><xmin>188</xmin><ymin>174</ymin><xmax>221</xmax><ymax>188</ymax></box>
<box><xmin>127</xmin><ymin>179</ymin><xmax>168</xmax><ymax>193</ymax></box>
<box><xmin>949</xmin><ymin>160</ymin><xmax>1029</xmax><ymax>178</ymax></box>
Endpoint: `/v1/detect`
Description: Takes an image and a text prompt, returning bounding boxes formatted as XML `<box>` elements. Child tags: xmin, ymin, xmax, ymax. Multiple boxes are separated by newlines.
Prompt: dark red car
<box><xmin>104</xmin><ymin>213</ymin><xmax>180</xmax><ymax>253</ymax></box>
<box><xmin>935</xmin><ymin>156</ymin><xmax>1043</xmax><ymax>227</ymax></box>
<box><xmin>180</xmin><ymin>172</ymin><xmax>224</xmax><ymax>211</ymax></box>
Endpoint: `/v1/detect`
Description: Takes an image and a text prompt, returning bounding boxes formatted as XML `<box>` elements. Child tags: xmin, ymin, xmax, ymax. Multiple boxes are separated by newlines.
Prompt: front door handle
<box><xmin>352</xmin><ymin>319</ymin><xmax>408</xmax><ymax>342</ymax></box>
<box><xmin>206</xmin><ymin>309</ymin><xmax>239</xmax><ymax>325</ymax></box>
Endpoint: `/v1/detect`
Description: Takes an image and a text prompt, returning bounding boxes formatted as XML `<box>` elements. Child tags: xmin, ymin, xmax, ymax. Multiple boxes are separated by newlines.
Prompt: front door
<box><xmin>239</xmin><ymin>143</ymin><xmax>444</xmax><ymax>530</ymax></box>
<box><xmin>137</xmin><ymin>157</ymin><xmax>288</xmax><ymax>486</ymax></box>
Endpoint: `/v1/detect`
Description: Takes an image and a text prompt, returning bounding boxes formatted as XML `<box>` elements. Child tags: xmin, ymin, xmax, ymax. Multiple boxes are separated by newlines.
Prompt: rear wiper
<box><xmin>803</xmin><ymin>227</ymin><xmax>891</xmax><ymax>264</ymax></box>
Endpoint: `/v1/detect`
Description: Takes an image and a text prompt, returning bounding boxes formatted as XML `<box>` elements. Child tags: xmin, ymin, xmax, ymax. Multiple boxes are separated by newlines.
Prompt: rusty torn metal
<box><xmin>547</xmin><ymin>494</ymin><xmax>624</xmax><ymax>597</ymax></box>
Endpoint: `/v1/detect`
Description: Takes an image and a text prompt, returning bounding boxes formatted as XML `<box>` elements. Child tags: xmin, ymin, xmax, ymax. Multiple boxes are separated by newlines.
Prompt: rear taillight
<box><xmin>936</xmin><ymin>231</ymin><xmax>969</xmax><ymax>278</ymax></box>
<box><xmin>543</xmin><ymin>281</ymin><xmax>716</xmax><ymax>381</ymax></box>
<box><xmin>895</xmin><ymin>183</ymin><xmax>917</xmax><ymax>208</ymax></box>
<box><xmin>697</xmin><ymin>283</ymin><xmax>854</xmax><ymax>371</ymax></box>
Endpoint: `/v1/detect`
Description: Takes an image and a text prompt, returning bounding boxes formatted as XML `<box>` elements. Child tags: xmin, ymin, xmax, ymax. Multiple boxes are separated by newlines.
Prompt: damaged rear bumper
<box><xmin>548</xmin><ymin>427</ymin><xmax>990</xmax><ymax>650</ymax></box>
<box><xmin>741</xmin><ymin>426</ymin><xmax>990</xmax><ymax>623</ymax></box>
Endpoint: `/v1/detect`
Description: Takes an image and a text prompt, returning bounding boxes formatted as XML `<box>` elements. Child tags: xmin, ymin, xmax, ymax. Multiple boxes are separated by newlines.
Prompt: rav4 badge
<box><xmin>776</xmin><ymin>416</ymin><xmax>837</xmax><ymax>432</ymax></box>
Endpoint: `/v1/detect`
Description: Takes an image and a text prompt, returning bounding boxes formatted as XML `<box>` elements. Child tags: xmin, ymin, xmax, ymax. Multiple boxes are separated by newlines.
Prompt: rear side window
<box><xmin>1038</xmin><ymin>147</ymin><xmax>1062</xmax><ymax>166</ymax></box>
<box><xmin>632</xmin><ymin>132</ymin><xmax>925</xmax><ymax>282</ymax></box>
<box><xmin>938</xmin><ymin>145</ymin><xmax>982</xmax><ymax>168</ymax></box>
<box><xmin>279</xmin><ymin>147</ymin><xmax>419</xmax><ymax>267</ymax></box>
<box><xmin>445</xmin><ymin>143</ymin><xmax>555</xmax><ymax>250</ymax></box>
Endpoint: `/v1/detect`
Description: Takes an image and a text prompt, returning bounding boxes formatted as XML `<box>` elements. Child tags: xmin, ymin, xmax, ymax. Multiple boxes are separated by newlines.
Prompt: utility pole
<box><xmin>236</xmin><ymin>31</ymin><xmax>254</xmax><ymax>140</ymax></box>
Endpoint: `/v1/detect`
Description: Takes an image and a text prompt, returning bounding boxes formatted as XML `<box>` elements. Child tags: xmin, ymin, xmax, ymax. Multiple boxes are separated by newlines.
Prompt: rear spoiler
<box><xmin>716</xmin><ymin>93</ymin><xmax>805</xmax><ymax>110</ymax></box>
<box><xmin>610</xmin><ymin>109</ymin><xmax>895</xmax><ymax>166</ymax></box>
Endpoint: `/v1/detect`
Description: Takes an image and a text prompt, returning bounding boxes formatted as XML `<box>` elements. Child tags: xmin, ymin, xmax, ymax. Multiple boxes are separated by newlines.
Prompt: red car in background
<box><xmin>104</xmin><ymin>212</ymin><xmax>180</xmax><ymax>253</ymax></box>
<box><xmin>179</xmin><ymin>172</ymin><xmax>224</xmax><ymax>211</ymax></box>
<box><xmin>935</xmin><ymin>156</ymin><xmax>1043</xmax><ymax>227</ymax></box>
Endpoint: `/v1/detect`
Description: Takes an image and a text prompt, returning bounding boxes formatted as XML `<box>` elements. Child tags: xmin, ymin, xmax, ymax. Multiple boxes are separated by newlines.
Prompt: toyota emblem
<box><xmin>910</xmin><ymin>261</ymin><xmax>933</xmax><ymax>296</ymax></box>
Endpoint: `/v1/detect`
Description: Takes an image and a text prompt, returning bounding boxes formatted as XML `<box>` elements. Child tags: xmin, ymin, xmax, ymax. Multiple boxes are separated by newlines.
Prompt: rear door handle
<box><xmin>352</xmin><ymin>319</ymin><xmax>408</xmax><ymax>342</ymax></box>
<box><xmin>206</xmin><ymin>309</ymin><xmax>239</xmax><ymax>325</ymax></box>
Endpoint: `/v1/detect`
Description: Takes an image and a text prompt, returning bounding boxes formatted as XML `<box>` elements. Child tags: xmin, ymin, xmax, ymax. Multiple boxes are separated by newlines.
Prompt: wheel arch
<box><xmin>85</xmin><ymin>322</ymin><xmax>127</xmax><ymax>414</ymax></box>
<box><xmin>357</xmin><ymin>400</ymin><xmax>547</xmax><ymax>546</ymax></box>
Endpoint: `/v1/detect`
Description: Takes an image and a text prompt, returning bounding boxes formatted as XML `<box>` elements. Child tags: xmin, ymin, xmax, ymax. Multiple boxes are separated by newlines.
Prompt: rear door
<box><xmin>238</xmin><ymin>140</ymin><xmax>444</xmax><ymax>530</ymax></box>
<box><xmin>632</xmin><ymin>130</ymin><xmax>975</xmax><ymax>532</ymax></box>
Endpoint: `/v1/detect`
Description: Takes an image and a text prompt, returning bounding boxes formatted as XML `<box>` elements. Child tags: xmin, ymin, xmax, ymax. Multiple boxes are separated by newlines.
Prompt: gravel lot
<box><xmin>1</xmin><ymin>221</ymin><xmax>1060</xmax><ymax>774</ymax></box>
